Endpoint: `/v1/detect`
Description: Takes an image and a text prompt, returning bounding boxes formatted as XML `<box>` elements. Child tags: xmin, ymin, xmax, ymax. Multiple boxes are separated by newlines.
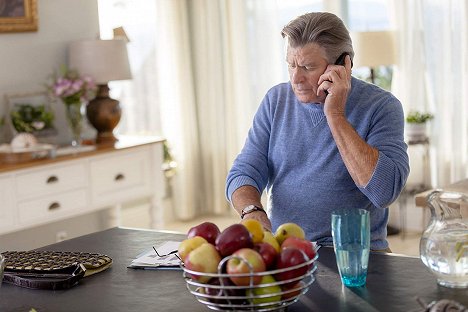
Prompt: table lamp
<box><xmin>351</xmin><ymin>31</ymin><xmax>396</xmax><ymax>84</ymax></box>
<box><xmin>68</xmin><ymin>39</ymin><xmax>132</xmax><ymax>144</ymax></box>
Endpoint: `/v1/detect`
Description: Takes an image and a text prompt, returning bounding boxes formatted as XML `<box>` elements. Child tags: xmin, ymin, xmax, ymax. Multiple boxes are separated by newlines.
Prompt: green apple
<box><xmin>246</xmin><ymin>275</ymin><xmax>282</xmax><ymax>305</ymax></box>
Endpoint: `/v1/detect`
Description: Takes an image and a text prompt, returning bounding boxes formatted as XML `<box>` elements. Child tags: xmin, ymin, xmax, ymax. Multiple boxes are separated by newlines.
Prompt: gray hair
<box><xmin>281</xmin><ymin>12</ymin><xmax>354</xmax><ymax>65</ymax></box>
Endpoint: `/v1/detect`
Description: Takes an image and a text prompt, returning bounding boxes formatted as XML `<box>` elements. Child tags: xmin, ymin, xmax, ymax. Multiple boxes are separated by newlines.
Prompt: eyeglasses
<box><xmin>152</xmin><ymin>246</ymin><xmax>181</xmax><ymax>261</ymax></box>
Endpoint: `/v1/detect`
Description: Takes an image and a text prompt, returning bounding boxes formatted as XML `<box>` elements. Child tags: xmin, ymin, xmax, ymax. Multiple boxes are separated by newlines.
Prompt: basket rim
<box><xmin>181</xmin><ymin>251</ymin><xmax>318</xmax><ymax>278</ymax></box>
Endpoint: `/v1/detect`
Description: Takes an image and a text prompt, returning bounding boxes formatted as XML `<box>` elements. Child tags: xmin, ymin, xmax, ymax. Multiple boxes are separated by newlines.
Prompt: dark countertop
<box><xmin>0</xmin><ymin>227</ymin><xmax>466</xmax><ymax>312</ymax></box>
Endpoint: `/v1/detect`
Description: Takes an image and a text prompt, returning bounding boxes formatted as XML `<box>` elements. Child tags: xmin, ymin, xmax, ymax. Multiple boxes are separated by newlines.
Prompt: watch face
<box><xmin>243</xmin><ymin>205</ymin><xmax>256</xmax><ymax>214</ymax></box>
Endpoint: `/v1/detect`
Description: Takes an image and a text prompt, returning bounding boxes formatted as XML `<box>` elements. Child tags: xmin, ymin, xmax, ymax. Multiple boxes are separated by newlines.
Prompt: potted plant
<box><xmin>405</xmin><ymin>111</ymin><xmax>434</xmax><ymax>141</ymax></box>
<box><xmin>10</xmin><ymin>103</ymin><xmax>55</xmax><ymax>135</ymax></box>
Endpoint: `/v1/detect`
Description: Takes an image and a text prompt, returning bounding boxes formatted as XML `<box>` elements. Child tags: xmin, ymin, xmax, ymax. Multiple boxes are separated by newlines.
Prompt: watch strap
<box><xmin>241</xmin><ymin>205</ymin><xmax>266</xmax><ymax>219</ymax></box>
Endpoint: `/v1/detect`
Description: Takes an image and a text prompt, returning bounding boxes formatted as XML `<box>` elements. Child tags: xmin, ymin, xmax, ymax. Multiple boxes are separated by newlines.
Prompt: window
<box><xmin>98</xmin><ymin>0</ymin><xmax>162</xmax><ymax>136</ymax></box>
<box><xmin>347</xmin><ymin>0</ymin><xmax>390</xmax><ymax>31</ymax></box>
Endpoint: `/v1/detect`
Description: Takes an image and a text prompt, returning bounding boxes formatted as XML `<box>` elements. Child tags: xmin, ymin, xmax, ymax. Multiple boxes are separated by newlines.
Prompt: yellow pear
<box><xmin>262</xmin><ymin>230</ymin><xmax>281</xmax><ymax>253</ymax></box>
<box><xmin>274</xmin><ymin>223</ymin><xmax>305</xmax><ymax>245</ymax></box>
<box><xmin>241</xmin><ymin>219</ymin><xmax>264</xmax><ymax>244</ymax></box>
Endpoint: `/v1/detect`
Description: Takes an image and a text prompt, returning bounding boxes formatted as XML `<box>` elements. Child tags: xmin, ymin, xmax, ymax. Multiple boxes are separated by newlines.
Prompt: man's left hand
<box><xmin>317</xmin><ymin>54</ymin><xmax>352</xmax><ymax>118</ymax></box>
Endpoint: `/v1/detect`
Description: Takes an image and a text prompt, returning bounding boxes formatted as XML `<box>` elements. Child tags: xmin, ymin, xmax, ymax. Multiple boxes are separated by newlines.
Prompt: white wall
<box><xmin>0</xmin><ymin>0</ymin><xmax>105</xmax><ymax>250</ymax></box>
<box><xmin>0</xmin><ymin>0</ymin><xmax>100</xmax><ymax>144</ymax></box>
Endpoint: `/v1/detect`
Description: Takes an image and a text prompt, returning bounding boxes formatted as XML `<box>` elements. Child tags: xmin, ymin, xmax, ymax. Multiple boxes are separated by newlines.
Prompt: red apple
<box><xmin>226</xmin><ymin>248</ymin><xmax>266</xmax><ymax>286</ymax></box>
<box><xmin>215</xmin><ymin>224</ymin><xmax>253</xmax><ymax>257</ymax></box>
<box><xmin>281</xmin><ymin>237</ymin><xmax>316</xmax><ymax>262</ymax></box>
<box><xmin>187</xmin><ymin>221</ymin><xmax>221</xmax><ymax>245</ymax></box>
<box><xmin>275</xmin><ymin>247</ymin><xmax>308</xmax><ymax>285</ymax></box>
<box><xmin>184</xmin><ymin>243</ymin><xmax>221</xmax><ymax>283</ymax></box>
<box><xmin>204</xmin><ymin>278</ymin><xmax>247</xmax><ymax>305</ymax></box>
<box><xmin>281</xmin><ymin>280</ymin><xmax>306</xmax><ymax>300</ymax></box>
<box><xmin>253</xmin><ymin>242</ymin><xmax>278</xmax><ymax>270</ymax></box>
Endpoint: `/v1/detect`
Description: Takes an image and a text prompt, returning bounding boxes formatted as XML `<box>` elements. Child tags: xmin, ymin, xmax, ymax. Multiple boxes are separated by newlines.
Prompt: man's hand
<box><xmin>317</xmin><ymin>54</ymin><xmax>352</xmax><ymax>118</ymax></box>
<box><xmin>317</xmin><ymin>54</ymin><xmax>379</xmax><ymax>186</ymax></box>
<box><xmin>231</xmin><ymin>185</ymin><xmax>272</xmax><ymax>232</ymax></box>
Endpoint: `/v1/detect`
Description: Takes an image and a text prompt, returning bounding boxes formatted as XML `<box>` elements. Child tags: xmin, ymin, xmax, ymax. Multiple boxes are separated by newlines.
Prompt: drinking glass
<box><xmin>0</xmin><ymin>254</ymin><xmax>5</xmax><ymax>288</ymax></box>
<box><xmin>331</xmin><ymin>208</ymin><xmax>370</xmax><ymax>287</ymax></box>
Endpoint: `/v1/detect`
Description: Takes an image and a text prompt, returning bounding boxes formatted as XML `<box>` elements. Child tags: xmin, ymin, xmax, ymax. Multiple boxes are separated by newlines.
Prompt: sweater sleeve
<box><xmin>358</xmin><ymin>95</ymin><xmax>410</xmax><ymax>208</ymax></box>
<box><xmin>225</xmin><ymin>93</ymin><xmax>272</xmax><ymax>203</ymax></box>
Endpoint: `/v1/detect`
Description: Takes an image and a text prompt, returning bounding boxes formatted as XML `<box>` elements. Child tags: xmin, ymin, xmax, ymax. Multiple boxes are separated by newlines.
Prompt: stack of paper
<box><xmin>129</xmin><ymin>241</ymin><xmax>182</xmax><ymax>270</ymax></box>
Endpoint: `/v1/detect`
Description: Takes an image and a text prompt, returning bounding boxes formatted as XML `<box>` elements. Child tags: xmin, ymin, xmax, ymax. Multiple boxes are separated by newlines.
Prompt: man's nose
<box><xmin>291</xmin><ymin>67</ymin><xmax>305</xmax><ymax>84</ymax></box>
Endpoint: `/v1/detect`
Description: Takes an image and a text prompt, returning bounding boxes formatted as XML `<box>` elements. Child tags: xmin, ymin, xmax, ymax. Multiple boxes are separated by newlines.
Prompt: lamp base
<box><xmin>96</xmin><ymin>131</ymin><xmax>118</xmax><ymax>145</ymax></box>
<box><xmin>86</xmin><ymin>84</ymin><xmax>121</xmax><ymax>144</ymax></box>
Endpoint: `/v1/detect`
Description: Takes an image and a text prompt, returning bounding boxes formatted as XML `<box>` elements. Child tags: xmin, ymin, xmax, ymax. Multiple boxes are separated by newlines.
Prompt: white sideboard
<box><xmin>0</xmin><ymin>136</ymin><xmax>167</xmax><ymax>236</ymax></box>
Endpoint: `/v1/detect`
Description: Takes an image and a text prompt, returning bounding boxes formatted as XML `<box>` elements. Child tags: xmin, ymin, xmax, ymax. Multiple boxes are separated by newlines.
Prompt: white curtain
<box><xmin>155</xmin><ymin>0</ymin><xmax>286</xmax><ymax>219</ymax></box>
<box><xmin>155</xmin><ymin>0</ymin><xmax>200</xmax><ymax>220</ymax></box>
<box><xmin>391</xmin><ymin>0</ymin><xmax>468</xmax><ymax>187</ymax></box>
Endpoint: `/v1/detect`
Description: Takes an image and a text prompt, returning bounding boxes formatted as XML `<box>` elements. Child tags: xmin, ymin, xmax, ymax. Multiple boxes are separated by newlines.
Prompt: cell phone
<box><xmin>324</xmin><ymin>52</ymin><xmax>349</xmax><ymax>96</ymax></box>
<box><xmin>334</xmin><ymin>52</ymin><xmax>349</xmax><ymax>66</ymax></box>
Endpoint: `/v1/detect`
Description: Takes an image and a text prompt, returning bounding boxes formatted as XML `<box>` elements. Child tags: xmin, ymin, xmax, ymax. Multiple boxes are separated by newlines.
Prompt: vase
<box><xmin>405</xmin><ymin>122</ymin><xmax>428</xmax><ymax>142</ymax></box>
<box><xmin>65</xmin><ymin>102</ymin><xmax>85</xmax><ymax>147</ymax></box>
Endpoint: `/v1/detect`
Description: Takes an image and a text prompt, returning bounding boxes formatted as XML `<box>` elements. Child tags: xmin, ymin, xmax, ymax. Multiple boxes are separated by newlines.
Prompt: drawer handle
<box><xmin>115</xmin><ymin>173</ymin><xmax>125</xmax><ymax>181</ymax></box>
<box><xmin>46</xmin><ymin>176</ymin><xmax>59</xmax><ymax>184</ymax></box>
<box><xmin>48</xmin><ymin>202</ymin><xmax>61</xmax><ymax>211</ymax></box>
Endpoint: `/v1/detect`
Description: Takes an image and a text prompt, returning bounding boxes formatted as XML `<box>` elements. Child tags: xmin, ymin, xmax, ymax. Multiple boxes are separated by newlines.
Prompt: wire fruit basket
<box><xmin>182</xmin><ymin>252</ymin><xmax>318</xmax><ymax>311</ymax></box>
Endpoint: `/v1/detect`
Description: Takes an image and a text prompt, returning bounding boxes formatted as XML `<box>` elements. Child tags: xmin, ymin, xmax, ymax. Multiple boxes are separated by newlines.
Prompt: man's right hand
<box><xmin>231</xmin><ymin>185</ymin><xmax>272</xmax><ymax>231</ymax></box>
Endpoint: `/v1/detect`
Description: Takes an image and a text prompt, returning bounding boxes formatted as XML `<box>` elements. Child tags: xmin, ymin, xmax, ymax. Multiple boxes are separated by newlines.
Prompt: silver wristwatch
<box><xmin>241</xmin><ymin>205</ymin><xmax>266</xmax><ymax>219</ymax></box>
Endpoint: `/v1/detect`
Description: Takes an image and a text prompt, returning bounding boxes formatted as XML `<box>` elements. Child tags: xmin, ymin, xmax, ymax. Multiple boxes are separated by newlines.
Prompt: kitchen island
<box><xmin>0</xmin><ymin>227</ymin><xmax>466</xmax><ymax>312</ymax></box>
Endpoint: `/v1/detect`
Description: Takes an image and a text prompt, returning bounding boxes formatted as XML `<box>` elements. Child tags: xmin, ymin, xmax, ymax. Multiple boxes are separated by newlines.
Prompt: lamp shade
<box><xmin>351</xmin><ymin>31</ymin><xmax>396</xmax><ymax>68</ymax></box>
<box><xmin>68</xmin><ymin>39</ymin><xmax>132</xmax><ymax>84</ymax></box>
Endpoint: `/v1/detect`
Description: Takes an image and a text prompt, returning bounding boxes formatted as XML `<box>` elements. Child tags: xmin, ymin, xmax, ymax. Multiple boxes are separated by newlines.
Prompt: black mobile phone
<box><xmin>335</xmin><ymin>52</ymin><xmax>349</xmax><ymax>66</ymax></box>
<box><xmin>324</xmin><ymin>52</ymin><xmax>349</xmax><ymax>96</ymax></box>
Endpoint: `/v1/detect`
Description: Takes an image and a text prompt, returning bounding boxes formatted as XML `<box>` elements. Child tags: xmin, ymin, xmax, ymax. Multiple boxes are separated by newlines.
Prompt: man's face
<box><xmin>286</xmin><ymin>43</ymin><xmax>329</xmax><ymax>103</ymax></box>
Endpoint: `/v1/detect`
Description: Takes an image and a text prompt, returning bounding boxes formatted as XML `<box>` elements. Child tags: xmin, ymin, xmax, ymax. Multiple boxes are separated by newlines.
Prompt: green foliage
<box><xmin>163</xmin><ymin>141</ymin><xmax>174</xmax><ymax>163</ymax></box>
<box><xmin>10</xmin><ymin>103</ymin><xmax>55</xmax><ymax>133</ymax></box>
<box><xmin>406</xmin><ymin>111</ymin><xmax>434</xmax><ymax>124</ymax></box>
<box><xmin>355</xmin><ymin>66</ymin><xmax>393</xmax><ymax>91</ymax></box>
<box><xmin>372</xmin><ymin>66</ymin><xmax>393</xmax><ymax>91</ymax></box>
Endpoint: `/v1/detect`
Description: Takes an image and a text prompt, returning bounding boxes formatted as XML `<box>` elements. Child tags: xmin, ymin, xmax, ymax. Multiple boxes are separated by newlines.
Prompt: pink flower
<box><xmin>48</xmin><ymin>67</ymin><xmax>97</xmax><ymax>105</ymax></box>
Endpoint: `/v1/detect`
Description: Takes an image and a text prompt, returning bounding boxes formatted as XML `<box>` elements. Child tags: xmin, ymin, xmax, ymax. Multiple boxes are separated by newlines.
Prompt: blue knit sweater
<box><xmin>226</xmin><ymin>77</ymin><xmax>409</xmax><ymax>250</ymax></box>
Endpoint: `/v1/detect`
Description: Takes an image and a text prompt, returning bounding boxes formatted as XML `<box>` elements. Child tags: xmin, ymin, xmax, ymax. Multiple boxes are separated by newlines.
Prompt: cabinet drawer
<box><xmin>90</xmin><ymin>149</ymin><xmax>151</xmax><ymax>204</ymax></box>
<box><xmin>18</xmin><ymin>189</ymin><xmax>88</xmax><ymax>225</ymax></box>
<box><xmin>16</xmin><ymin>163</ymin><xmax>87</xmax><ymax>200</ymax></box>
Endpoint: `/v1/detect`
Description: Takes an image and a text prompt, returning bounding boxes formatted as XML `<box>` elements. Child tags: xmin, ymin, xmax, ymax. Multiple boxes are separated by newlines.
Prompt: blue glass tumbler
<box><xmin>331</xmin><ymin>208</ymin><xmax>370</xmax><ymax>287</ymax></box>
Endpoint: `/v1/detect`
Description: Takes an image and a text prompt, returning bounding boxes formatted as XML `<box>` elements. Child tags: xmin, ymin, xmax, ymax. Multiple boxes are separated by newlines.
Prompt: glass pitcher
<box><xmin>420</xmin><ymin>190</ymin><xmax>468</xmax><ymax>288</ymax></box>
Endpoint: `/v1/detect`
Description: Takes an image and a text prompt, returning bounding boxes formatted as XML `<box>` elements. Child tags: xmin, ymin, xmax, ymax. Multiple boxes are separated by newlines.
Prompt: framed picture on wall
<box><xmin>4</xmin><ymin>91</ymin><xmax>57</xmax><ymax>143</ymax></box>
<box><xmin>0</xmin><ymin>0</ymin><xmax>38</xmax><ymax>33</ymax></box>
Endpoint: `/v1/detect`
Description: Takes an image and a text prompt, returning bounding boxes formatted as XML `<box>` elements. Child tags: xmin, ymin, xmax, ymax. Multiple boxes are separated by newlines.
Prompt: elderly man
<box><xmin>226</xmin><ymin>12</ymin><xmax>409</xmax><ymax>251</ymax></box>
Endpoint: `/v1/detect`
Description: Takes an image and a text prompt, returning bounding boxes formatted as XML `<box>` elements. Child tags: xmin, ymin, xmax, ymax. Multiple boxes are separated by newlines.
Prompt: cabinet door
<box><xmin>89</xmin><ymin>147</ymin><xmax>152</xmax><ymax>206</ymax></box>
<box><xmin>0</xmin><ymin>174</ymin><xmax>15</xmax><ymax>233</ymax></box>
